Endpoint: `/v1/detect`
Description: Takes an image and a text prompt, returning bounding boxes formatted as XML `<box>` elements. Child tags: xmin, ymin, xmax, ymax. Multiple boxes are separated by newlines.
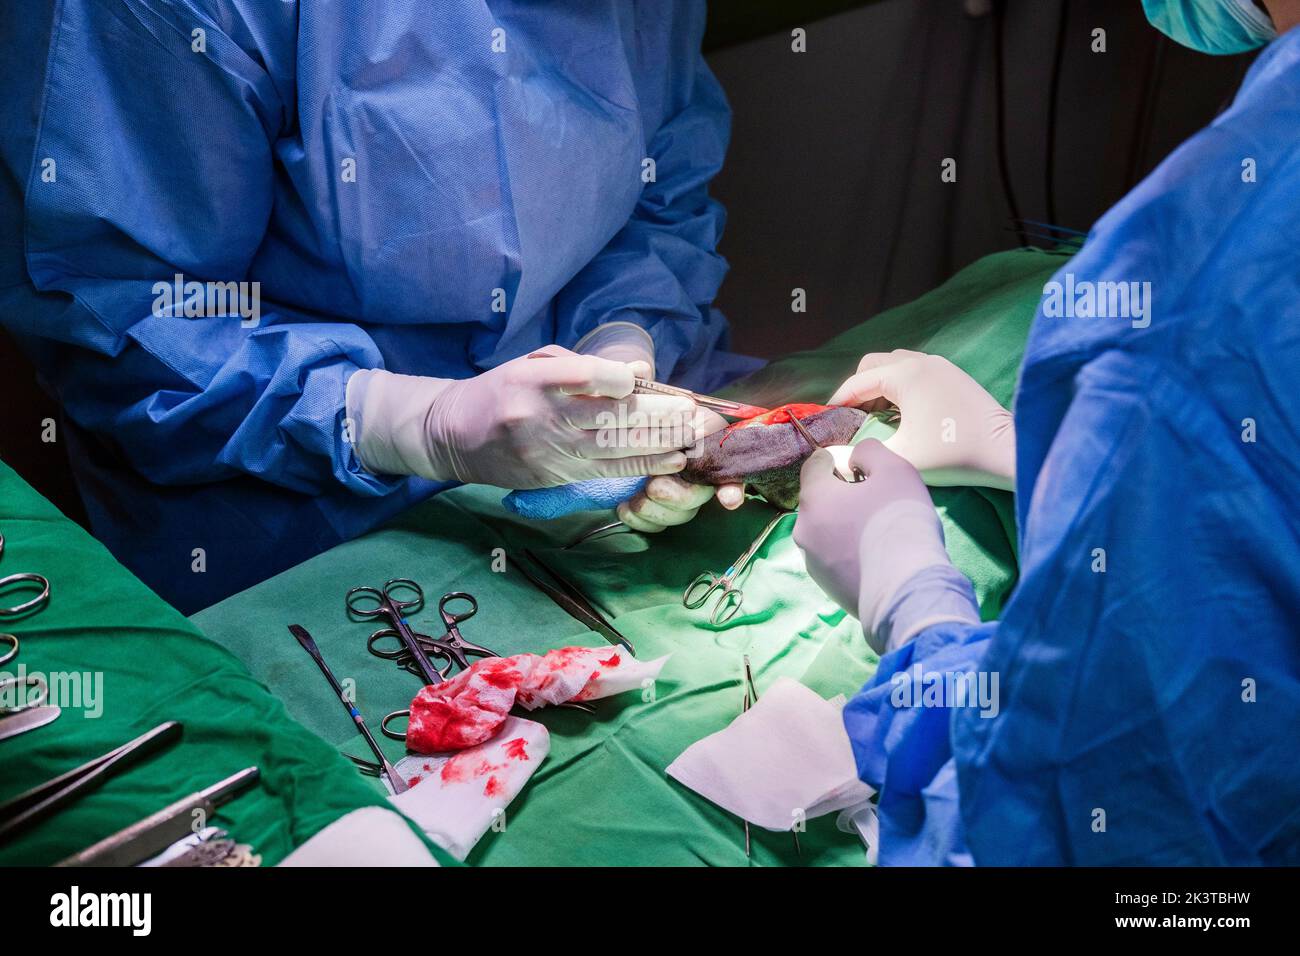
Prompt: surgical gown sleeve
<box><xmin>11</xmin><ymin>0</ymin><xmax>395</xmax><ymax>496</ymax></box>
<box><xmin>841</xmin><ymin>570</ymin><xmax>992</xmax><ymax>867</ymax></box>
<box><xmin>847</xmin><ymin>357</ymin><xmax>1300</xmax><ymax>866</ymax></box>
<box><xmin>845</xmin><ymin>357</ymin><xmax>1300</xmax><ymax>865</ymax></box>
<box><xmin>954</xmin><ymin>351</ymin><xmax>1300</xmax><ymax>866</ymax></box>
<box><xmin>551</xmin><ymin>9</ymin><xmax>735</xmax><ymax>388</ymax></box>
<box><xmin>847</xmin><ymin>31</ymin><xmax>1300</xmax><ymax>865</ymax></box>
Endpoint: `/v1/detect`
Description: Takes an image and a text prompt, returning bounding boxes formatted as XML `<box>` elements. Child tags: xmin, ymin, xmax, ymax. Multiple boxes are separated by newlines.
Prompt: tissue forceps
<box><xmin>683</xmin><ymin>511</ymin><xmax>792</xmax><ymax>626</ymax></box>
<box><xmin>525</xmin><ymin>352</ymin><xmax>767</xmax><ymax>419</ymax></box>
<box><xmin>740</xmin><ymin>656</ymin><xmax>801</xmax><ymax>860</ymax></box>
<box><xmin>0</xmin><ymin>721</ymin><xmax>182</xmax><ymax>841</ymax></box>
<box><xmin>514</xmin><ymin>549</ymin><xmax>634</xmax><ymax>654</ymax></box>
<box><xmin>632</xmin><ymin>379</ymin><xmax>769</xmax><ymax>420</ymax></box>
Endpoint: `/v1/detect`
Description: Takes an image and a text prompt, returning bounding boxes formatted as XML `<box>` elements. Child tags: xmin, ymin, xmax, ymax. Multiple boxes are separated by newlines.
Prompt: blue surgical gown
<box><xmin>843</xmin><ymin>27</ymin><xmax>1300</xmax><ymax>865</ymax></box>
<box><xmin>0</xmin><ymin>1</ymin><xmax>756</xmax><ymax>612</ymax></box>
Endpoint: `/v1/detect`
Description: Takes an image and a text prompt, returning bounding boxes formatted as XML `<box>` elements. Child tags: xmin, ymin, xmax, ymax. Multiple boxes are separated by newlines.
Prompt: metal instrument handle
<box><xmin>683</xmin><ymin>571</ymin><xmax>724</xmax><ymax>609</ymax></box>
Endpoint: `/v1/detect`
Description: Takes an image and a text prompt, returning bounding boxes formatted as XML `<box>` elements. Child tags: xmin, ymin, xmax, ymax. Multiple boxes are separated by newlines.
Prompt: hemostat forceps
<box><xmin>683</xmin><ymin>511</ymin><xmax>792</xmax><ymax>626</ymax></box>
<box><xmin>786</xmin><ymin>408</ymin><xmax>865</xmax><ymax>483</ymax></box>
<box><xmin>366</xmin><ymin>592</ymin><xmax>497</xmax><ymax>679</ymax></box>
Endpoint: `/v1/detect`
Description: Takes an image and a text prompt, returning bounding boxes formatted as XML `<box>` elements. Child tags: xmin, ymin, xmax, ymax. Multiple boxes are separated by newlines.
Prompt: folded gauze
<box><xmin>666</xmin><ymin>676</ymin><xmax>873</xmax><ymax>831</ymax></box>
<box><xmin>390</xmin><ymin>715</ymin><xmax>549</xmax><ymax>861</ymax></box>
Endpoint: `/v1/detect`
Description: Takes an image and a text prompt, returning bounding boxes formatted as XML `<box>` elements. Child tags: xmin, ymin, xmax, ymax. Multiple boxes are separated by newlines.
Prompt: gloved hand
<box><xmin>574</xmin><ymin>321</ymin><xmax>658</xmax><ymax>377</ymax></box>
<box><xmin>829</xmin><ymin>350</ymin><xmax>1015</xmax><ymax>491</ymax></box>
<box><xmin>793</xmin><ymin>440</ymin><xmax>979</xmax><ymax>654</ymax></box>
<box><xmin>347</xmin><ymin>346</ymin><xmax>696</xmax><ymax>488</ymax></box>
<box><xmin>617</xmin><ymin>408</ymin><xmax>745</xmax><ymax>532</ymax></box>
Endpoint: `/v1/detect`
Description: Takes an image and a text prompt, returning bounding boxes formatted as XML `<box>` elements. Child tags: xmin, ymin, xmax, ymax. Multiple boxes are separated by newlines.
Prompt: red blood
<box><xmin>484</xmin><ymin>776</ymin><xmax>505</xmax><ymax>798</ymax></box>
<box><xmin>478</xmin><ymin>661</ymin><xmax>524</xmax><ymax>690</ymax></box>
<box><xmin>503</xmin><ymin>738</ymin><xmax>530</xmax><ymax>761</ymax></box>
<box><xmin>720</xmin><ymin>403</ymin><xmax>832</xmax><ymax>444</ymax></box>
<box><xmin>440</xmin><ymin>750</ymin><xmax>480</xmax><ymax>784</ymax></box>
<box><xmin>407</xmin><ymin>646</ymin><xmax>615</xmax><ymax>753</ymax></box>
<box><xmin>440</xmin><ymin>751</ymin><xmax>505</xmax><ymax>784</ymax></box>
<box><xmin>408</xmin><ymin>774</ymin><xmax>423</xmax><ymax>786</ymax></box>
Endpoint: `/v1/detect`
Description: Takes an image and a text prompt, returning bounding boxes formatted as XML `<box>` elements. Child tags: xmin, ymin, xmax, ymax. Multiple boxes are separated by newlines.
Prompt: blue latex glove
<box><xmin>503</xmin><ymin>478</ymin><xmax>648</xmax><ymax>520</ymax></box>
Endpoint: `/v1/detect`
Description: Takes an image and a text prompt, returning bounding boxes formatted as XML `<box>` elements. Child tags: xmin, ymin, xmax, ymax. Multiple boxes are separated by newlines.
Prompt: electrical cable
<box><xmin>991</xmin><ymin>0</ymin><xmax>1027</xmax><ymax>246</ymax></box>
<box><xmin>1044</xmin><ymin>0</ymin><xmax>1069</xmax><ymax>227</ymax></box>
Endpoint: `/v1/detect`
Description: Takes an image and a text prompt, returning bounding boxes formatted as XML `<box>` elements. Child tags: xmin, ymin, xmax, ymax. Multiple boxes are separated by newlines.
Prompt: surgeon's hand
<box><xmin>830</xmin><ymin>350</ymin><xmax>1015</xmax><ymax>491</ymax></box>
<box><xmin>616</xmin><ymin>409</ymin><xmax>744</xmax><ymax>532</ymax></box>
<box><xmin>794</xmin><ymin>440</ymin><xmax>977</xmax><ymax>653</ymax></box>
<box><xmin>347</xmin><ymin>347</ymin><xmax>699</xmax><ymax>488</ymax></box>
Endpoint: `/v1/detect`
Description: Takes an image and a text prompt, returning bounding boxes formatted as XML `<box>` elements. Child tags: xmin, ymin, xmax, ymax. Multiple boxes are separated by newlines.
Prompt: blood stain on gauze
<box><xmin>405</xmin><ymin>647</ymin><xmax>670</xmax><ymax>754</ymax></box>
<box><xmin>430</xmin><ymin>731</ymin><xmax>534</xmax><ymax>797</ymax></box>
<box><xmin>391</xmin><ymin>717</ymin><xmax>551</xmax><ymax>861</ymax></box>
<box><xmin>503</xmin><ymin>737</ymin><xmax>531</xmax><ymax>761</ymax></box>
<box><xmin>406</xmin><ymin>656</ymin><xmax>524</xmax><ymax>753</ymax></box>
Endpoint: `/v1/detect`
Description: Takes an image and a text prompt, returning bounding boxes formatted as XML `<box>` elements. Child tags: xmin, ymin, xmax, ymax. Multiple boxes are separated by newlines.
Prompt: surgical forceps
<box><xmin>564</xmin><ymin>520</ymin><xmax>635</xmax><ymax>550</ymax></box>
<box><xmin>366</xmin><ymin>591</ymin><xmax>497</xmax><ymax>679</ymax></box>
<box><xmin>631</xmin><ymin>379</ymin><xmax>770</xmax><ymax>420</ymax></box>
<box><xmin>362</xmin><ymin>581</ymin><xmax>591</xmax><ymax>743</ymax></box>
<box><xmin>527</xmin><ymin>351</ymin><xmax>769</xmax><ymax>420</ymax></box>
<box><xmin>346</xmin><ymin>579</ymin><xmax>446</xmax><ymax>686</ymax></box>
<box><xmin>0</xmin><ymin>526</ymin><xmax>52</xmax><ymax>632</ymax></box>
<box><xmin>739</xmin><ymin>655</ymin><xmax>800</xmax><ymax>860</ymax></box>
<box><xmin>514</xmin><ymin>548</ymin><xmax>634</xmax><ymax>654</ymax></box>
<box><xmin>786</xmin><ymin>408</ymin><xmax>866</xmax><ymax>483</ymax></box>
<box><xmin>683</xmin><ymin>511</ymin><xmax>792</xmax><ymax>625</ymax></box>
<box><xmin>0</xmin><ymin>721</ymin><xmax>183</xmax><ymax>841</ymax></box>
<box><xmin>0</xmin><ymin>573</ymin><xmax>50</xmax><ymax>670</ymax></box>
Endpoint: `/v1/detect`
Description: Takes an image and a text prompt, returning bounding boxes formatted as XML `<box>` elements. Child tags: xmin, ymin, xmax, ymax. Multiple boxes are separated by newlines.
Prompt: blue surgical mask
<box><xmin>1142</xmin><ymin>0</ymin><xmax>1277</xmax><ymax>54</ymax></box>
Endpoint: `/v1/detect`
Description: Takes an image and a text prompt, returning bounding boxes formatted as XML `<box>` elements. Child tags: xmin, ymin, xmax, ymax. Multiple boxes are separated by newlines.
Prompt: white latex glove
<box><xmin>347</xmin><ymin>346</ymin><xmax>696</xmax><ymax>488</ymax></box>
<box><xmin>794</xmin><ymin>441</ymin><xmax>979</xmax><ymax>654</ymax></box>
<box><xmin>617</xmin><ymin>408</ymin><xmax>745</xmax><ymax>532</ymax></box>
<box><xmin>574</xmin><ymin>321</ymin><xmax>657</xmax><ymax>377</ymax></box>
<box><xmin>576</xmin><ymin>321</ymin><xmax>744</xmax><ymax>528</ymax></box>
<box><xmin>829</xmin><ymin>350</ymin><xmax>1015</xmax><ymax>491</ymax></box>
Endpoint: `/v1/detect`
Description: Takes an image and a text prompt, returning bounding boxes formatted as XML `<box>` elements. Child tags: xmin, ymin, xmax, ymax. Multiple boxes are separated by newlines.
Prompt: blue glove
<box><xmin>502</xmin><ymin>477</ymin><xmax>648</xmax><ymax>520</ymax></box>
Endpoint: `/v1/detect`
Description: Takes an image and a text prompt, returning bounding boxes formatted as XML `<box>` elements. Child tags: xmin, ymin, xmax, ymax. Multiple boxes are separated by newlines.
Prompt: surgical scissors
<box><xmin>346</xmin><ymin>579</ymin><xmax>444</xmax><ymax>686</ymax></box>
<box><xmin>0</xmin><ymin>530</ymin><xmax>51</xmax><ymax>622</ymax></box>
<box><xmin>0</xmin><ymin>528</ymin><xmax>52</xmax><ymax>679</ymax></box>
<box><xmin>366</xmin><ymin>591</ymin><xmax>498</xmax><ymax>678</ymax></box>
<box><xmin>683</xmin><ymin>511</ymin><xmax>792</xmax><ymax>625</ymax></box>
